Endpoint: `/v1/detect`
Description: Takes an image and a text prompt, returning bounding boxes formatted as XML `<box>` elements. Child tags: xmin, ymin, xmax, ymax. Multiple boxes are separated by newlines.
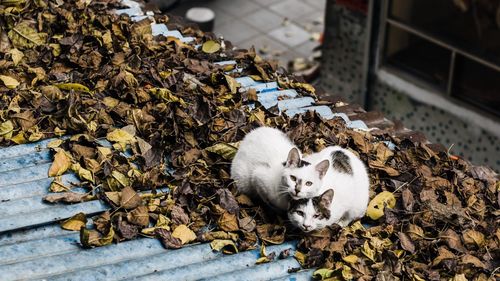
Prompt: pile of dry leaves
<box><xmin>0</xmin><ymin>1</ymin><xmax>498</xmax><ymax>280</ymax></box>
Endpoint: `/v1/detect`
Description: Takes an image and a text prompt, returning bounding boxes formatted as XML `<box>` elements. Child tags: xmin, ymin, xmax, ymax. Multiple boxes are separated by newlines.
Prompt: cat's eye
<box><xmin>313</xmin><ymin>214</ymin><xmax>320</xmax><ymax>219</ymax></box>
<box><xmin>305</xmin><ymin>181</ymin><xmax>312</xmax><ymax>186</ymax></box>
<box><xmin>290</xmin><ymin>175</ymin><xmax>296</xmax><ymax>181</ymax></box>
<box><xmin>296</xmin><ymin>211</ymin><xmax>304</xmax><ymax>216</ymax></box>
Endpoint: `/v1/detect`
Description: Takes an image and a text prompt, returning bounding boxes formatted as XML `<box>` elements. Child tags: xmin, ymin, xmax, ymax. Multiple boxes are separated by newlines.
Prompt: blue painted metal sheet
<box><xmin>0</xmin><ymin>1</ymin><xmax>371</xmax><ymax>280</ymax></box>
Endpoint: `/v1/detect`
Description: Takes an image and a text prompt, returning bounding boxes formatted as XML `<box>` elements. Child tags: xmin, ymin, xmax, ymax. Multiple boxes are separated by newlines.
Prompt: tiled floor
<box><xmin>168</xmin><ymin>0</ymin><xmax>326</xmax><ymax>66</ymax></box>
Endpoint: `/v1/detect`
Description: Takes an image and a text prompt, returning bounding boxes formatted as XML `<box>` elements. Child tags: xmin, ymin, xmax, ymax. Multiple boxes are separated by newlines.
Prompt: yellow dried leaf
<box><xmin>55</xmin><ymin>83</ymin><xmax>91</xmax><ymax>93</ymax></box>
<box><xmin>342</xmin><ymin>254</ymin><xmax>358</xmax><ymax>264</ymax></box>
<box><xmin>61</xmin><ymin>212</ymin><xmax>87</xmax><ymax>231</ymax></box>
<box><xmin>8</xmin><ymin>21</ymin><xmax>47</xmax><ymax>49</ymax></box>
<box><xmin>80</xmin><ymin>227</ymin><xmax>115</xmax><ymax>248</ymax></box>
<box><xmin>104</xmin><ymin>191</ymin><xmax>121</xmax><ymax>205</ymax></box>
<box><xmin>0</xmin><ymin>120</ymin><xmax>14</xmax><ymax>138</ymax></box>
<box><xmin>102</xmin><ymin>97</ymin><xmax>120</xmax><ymax>108</ymax></box>
<box><xmin>97</xmin><ymin>146</ymin><xmax>112</xmax><ymax>158</ymax></box>
<box><xmin>48</xmin><ymin>149</ymin><xmax>72</xmax><ymax>177</ymax></box>
<box><xmin>361</xmin><ymin>240</ymin><xmax>376</xmax><ymax>261</ymax></box>
<box><xmin>46</xmin><ymin>139</ymin><xmax>64</xmax><ymax>148</ymax></box>
<box><xmin>50</xmin><ymin>178</ymin><xmax>71</xmax><ymax>192</ymax></box>
<box><xmin>149</xmin><ymin>88</ymin><xmax>186</xmax><ymax>106</ymax></box>
<box><xmin>9</xmin><ymin>48</ymin><xmax>24</xmax><ymax>65</ymax></box>
<box><xmin>294</xmin><ymin>251</ymin><xmax>307</xmax><ymax>267</ymax></box>
<box><xmin>224</xmin><ymin>74</ymin><xmax>239</xmax><ymax>94</ymax></box>
<box><xmin>106</xmin><ymin>128</ymin><xmax>135</xmax><ymax>143</ymax></box>
<box><xmin>71</xmin><ymin>163</ymin><xmax>94</xmax><ymax>183</ymax></box>
<box><xmin>54</xmin><ymin>127</ymin><xmax>66</xmax><ymax>136</ymax></box>
<box><xmin>451</xmin><ymin>274</ymin><xmax>468</xmax><ymax>281</ymax></box>
<box><xmin>49</xmin><ymin>43</ymin><xmax>61</xmax><ymax>56</ymax></box>
<box><xmin>248</xmin><ymin>109</ymin><xmax>266</xmax><ymax>124</ymax></box>
<box><xmin>342</xmin><ymin>265</ymin><xmax>353</xmax><ymax>280</ymax></box>
<box><xmin>210</xmin><ymin>239</ymin><xmax>238</xmax><ymax>254</ymax></box>
<box><xmin>112</xmin><ymin>170</ymin><xmax>130</xmax><ymax>187</ymax></box>
<box><xmin>205</xmin><ymin>142</ymin><xmax>239</xmax><ymax>160</ymax></box>
<box><xmin>10</xmin><ymin>132</ymin><xmax>26</xmax><ymax>144</ymax></box>
<box><xmin>202</xmin><ymin>40</ymin><xmax>221</xmax><ymax>54</ymax></box>
<box><xmin>172</xmin><ymin>224</ymin><xmax>196</xmax><ymax>244</ymax></box>
<box><xmin>366</xmin><ymin>191</ymin><xmax>396</xmax><ymax>220</ymax></box>
<box><xmin>0</xmin><ymin>75</ymin><xmax>20</xmax><ymax>89</ymax></box>
<box><xmin>255</xmin><ymin>257</ymin><xmax>271</xmax><ymax>264</ymax></box>
<box><xmin>141</xmin><ymin>214</ymin><xmax>171</xmax><ymax>235</ymax></box>
<box><xmin>313</xmin><ymin>268</ymin><xmax>334</xmax><ymax>279</ymax></box>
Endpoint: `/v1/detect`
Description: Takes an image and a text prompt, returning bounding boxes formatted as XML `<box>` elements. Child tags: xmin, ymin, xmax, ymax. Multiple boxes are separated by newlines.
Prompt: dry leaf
<box><xmin>61</xmin><ymin>212</ymin><xmax>87</xmax><ymax>231</ymax></box>
<box><xmin>48</xmin><ymin>150</ymin><xmax>72</xmax><ymax>177</ymax></box>
<box><xmin>201</xmin><ymin>40</ymin><xmax>220</xmax><ymax>53</ymax></box>
<box><xmin>44</xmin><ymin>191</ymin><xmax>93</xmax><ymax>203</ymax></box>
<box><xmin>218</xmin><ymin>212</ymin><xmax>239</xmax><ymax>232</ymax></box>
<box><xmin>127</xmin><ymin>206</ymin><xmax>149</xmax><ymax>227</ymax></box>
<box><xmin>172</xmin><ymin>224</ymin><xmax>196</xmax><ymax>244</ymax></box>
<box><xmin>206</xmin><ymin>142</ymin><xmax>239</xmax><ymax>160</ymax></box>
<box><xmin>210</xmin><ymin>239</ymin><xmax>238</xmax><ymax>254</ymax></box>
<box><xmin>120</xmin><ymin>186</ymin><xmax>142</xmax><ymax>209</ymax></box>
<box><xmin>0</xmin><ymin>75</ymin><xmax>20</xmax><ymax>89</ymax></box>
<box><xmin>366</xmin><ymin>191</ymin><xmax>396</xmax><ymax>220</ymax></box>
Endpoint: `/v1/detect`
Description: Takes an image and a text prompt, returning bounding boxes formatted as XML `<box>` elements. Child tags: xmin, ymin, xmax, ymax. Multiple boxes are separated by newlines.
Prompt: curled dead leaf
<box><xmin>210</xmin><ymin>239</ymin><xmax>238</xmax><ymax>254</ymax></box>
<box><xmin>61</xmin><ymin>212</ymin><xmax>87</xmax><ymax>231</ymax></box>
<box><xmin>366</xmin><ymin>191</ymin><xmax>396</xmax><ymax>220</ymax></box>
<box><xmin>48</xmin><ymin>149</ymin><xmax>72</xmax><ymax>177</ymax></box>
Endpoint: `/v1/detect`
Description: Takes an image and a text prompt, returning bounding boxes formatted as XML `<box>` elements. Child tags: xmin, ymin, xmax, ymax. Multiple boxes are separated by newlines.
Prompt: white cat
<box><xmin>288</xmin><ymin>146</ymin><xmax>370</xmax><ymax>230</ymax></box>
<box><xmin>231</xmin><ymin>127</ymin><xmax>306</xmax><ymax>210</ymax></box>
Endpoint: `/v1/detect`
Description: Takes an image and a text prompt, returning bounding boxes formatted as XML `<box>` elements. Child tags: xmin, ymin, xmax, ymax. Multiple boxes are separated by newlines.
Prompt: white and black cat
<box><xmin>287</xmin><ymin>189</ymin><xmax>334</xmax><ymax>232</ymax></box>
<box><xmin>287</xmin><ymin>147</ymin><xmax>370</xmax><ymax>230</ymax></box>
<box><xmin>231</xmin><ymin>127</ymin><xmax>306</xmax><ymax>210</ymax></box>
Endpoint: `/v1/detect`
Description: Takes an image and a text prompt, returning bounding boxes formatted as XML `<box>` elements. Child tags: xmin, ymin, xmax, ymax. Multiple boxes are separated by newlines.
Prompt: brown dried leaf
<box><xmin>397</xmin><ymin>232</ymin><xmax>415</xmax><ymax>253</ymax></box>
<box><xmin>238</xmin><ymin>216</ymin><xmax>256</xmax><ymax>232</ymax></box>
<box><xmin>440</xmin><ymin>229</ymin><xmax>466</xmax><ymax>253</ymax></box>
<box><xmin>170</xmin><ymin>205</ymin><xmax>190</xmax><ymax>225</ymax></box>
<box><xmin>127</xmin><ymin>206</ymin><xmax>149</xmax><ymax>227</ymax></box>
<box><xmin>43</xmin><ymin>192</ymin><xmax>93</xmax><ymax>203</ymax></box>
<box><xmin>218</xmin><ymin>212</ymin><xmax>239</xmax><ymax>232</ymax></box>
<box><xmin>120</xmin><ymin>186</ymin><xmax>142</xmax><ymax>209</ymax></box>
<box><xmin>256</xmin><ymin>224</ymin><xmax>285</xmax><ymax>244</ymax></box>
<box><xmin>462</xmin><ymin>229</ymin><xmax>485</xmax><ymax>247</ymax></box>
<box><xmin>156</xmin><ymin>228</ymin><xmax>182</xmax><ymax>249</ymax></box>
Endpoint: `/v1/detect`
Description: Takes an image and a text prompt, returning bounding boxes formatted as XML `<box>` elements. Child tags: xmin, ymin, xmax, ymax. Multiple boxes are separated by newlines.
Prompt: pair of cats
<box><xmin>231</xmin><ymin>127</ymin><xmax>369</xmax><ymax>232</ymax></box>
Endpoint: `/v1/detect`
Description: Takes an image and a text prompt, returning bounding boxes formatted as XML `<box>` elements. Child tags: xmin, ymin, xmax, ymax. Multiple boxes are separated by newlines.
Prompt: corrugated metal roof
<box><xmin>0</xmin><ymin>79</ymin><xmax>367</xmax><ymax>280</ymax></box>
<box><xmin>0</xmin><ymin>1</ymin><xmax>373</xmax><ymax>280</ymax></box>
<box><xmin>0</xmin><ymin>76</ymin><xmax>367</xmax><ymax>280</ymax></box>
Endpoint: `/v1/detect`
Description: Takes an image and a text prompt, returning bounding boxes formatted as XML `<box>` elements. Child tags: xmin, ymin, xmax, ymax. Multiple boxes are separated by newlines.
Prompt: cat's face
<box><xmin>282</xmin><ymin>148</ymin><xmax>330</xmax><ymax>199</ymax></box>
<box><xmin>287</xmin><ymin>189</ymin><xmax>334</xmax><ymax>232</ymax></box>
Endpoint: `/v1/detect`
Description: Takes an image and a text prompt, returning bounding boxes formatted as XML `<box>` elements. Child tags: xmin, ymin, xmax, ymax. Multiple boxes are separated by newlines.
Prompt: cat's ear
<box><xmin>315</xmin><ymin>159</ymin><xmax>330</xmax><ymax>179</ymax></box>
<box><xmin>286</xmin><ymin>148</ymin><xmax>301</xmax><ymax>167</ymax></box>
<box><xmin>319</xmin><ymin>189</ymin><xmax>334</xmax><ymax>208</ymax></box>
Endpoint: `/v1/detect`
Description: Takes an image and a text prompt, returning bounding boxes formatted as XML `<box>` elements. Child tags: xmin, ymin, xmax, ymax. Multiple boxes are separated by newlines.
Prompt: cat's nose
<box><xmin>302</xmin><ymin>224</ymin><xmax>311</xmax><ymax>231</ymax></box>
